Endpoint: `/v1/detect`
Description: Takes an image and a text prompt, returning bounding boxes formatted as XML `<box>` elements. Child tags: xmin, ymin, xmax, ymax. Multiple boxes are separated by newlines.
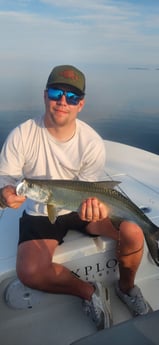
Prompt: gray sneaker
<box><xmin>82</xmin><ymin>282</ymin><xmax>112</xmax><ymax>330</ymax></box>
<box><xmin>115</xmin><ymin>281</ymin><xmax>153</xmax><ymax>316</ymax></box>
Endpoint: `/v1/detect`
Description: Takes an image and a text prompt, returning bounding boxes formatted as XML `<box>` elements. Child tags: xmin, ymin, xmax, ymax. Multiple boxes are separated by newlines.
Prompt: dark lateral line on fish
<box><xmin>24</xmin><ymin>178</ymin><xmax>121</xmax><ymax>191</ymax></box>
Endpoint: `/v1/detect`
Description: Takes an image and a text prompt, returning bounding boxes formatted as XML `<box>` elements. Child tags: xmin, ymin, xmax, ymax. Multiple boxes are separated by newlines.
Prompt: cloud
<box><xmin>0</xmin><ymin>4</ymin><xmax>158</xmax><ymax>76</ymax></box>
<box><xmin>1</xmin><ymin>2</ymin><xmax>159</xmax><ymax>65</ymax></box>
<box><xmin>0</xmin><ymin>1</ymin><xmax>159</xmax><ymax>109</ymax></box>
<box><xmin>0</xmin><ymin>0</ymin><xmax>159</xmax><ymax>77</ymax></box>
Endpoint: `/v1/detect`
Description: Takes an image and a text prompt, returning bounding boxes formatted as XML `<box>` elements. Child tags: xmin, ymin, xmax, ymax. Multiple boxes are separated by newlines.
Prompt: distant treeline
<box><xmin>128</xmin><ymin>67</ymin><xmax>159</xmax><ymax>70</ymax></box>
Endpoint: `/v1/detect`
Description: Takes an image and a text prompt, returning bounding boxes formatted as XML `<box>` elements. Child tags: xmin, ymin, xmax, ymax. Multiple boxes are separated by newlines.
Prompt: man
<box><xmin>0</xmin><ymin>65</ymin><xmax>151</xmax><ymax>330</ymax></box>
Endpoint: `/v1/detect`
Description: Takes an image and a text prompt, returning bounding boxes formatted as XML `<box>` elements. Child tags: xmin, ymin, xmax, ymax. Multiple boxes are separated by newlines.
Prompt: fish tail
<box><xmin>145</xmin><ymin>229</ymin><xmax>159</xmax><ymax>266</ymax></box>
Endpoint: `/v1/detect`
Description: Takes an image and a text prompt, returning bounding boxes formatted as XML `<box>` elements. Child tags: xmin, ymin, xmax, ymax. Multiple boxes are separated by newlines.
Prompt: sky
<box><xmin>0</xmin><ymin>0</ymin><xmax>159</xmax><ymax>110</ymax></box>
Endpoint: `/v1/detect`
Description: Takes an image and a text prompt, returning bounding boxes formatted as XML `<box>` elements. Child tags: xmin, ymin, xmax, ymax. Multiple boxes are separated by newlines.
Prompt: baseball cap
<box><xmin>46</xmin><ymin>65</ymin><xmax>85</xmax><ymax>95</ymax></box>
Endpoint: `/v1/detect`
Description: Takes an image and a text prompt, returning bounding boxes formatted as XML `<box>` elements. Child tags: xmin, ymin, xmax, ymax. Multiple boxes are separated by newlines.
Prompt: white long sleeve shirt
<box><xmin>0</xmin><ymin>116</ymin><xmax>106</xmax><ymax>216</ymax></box>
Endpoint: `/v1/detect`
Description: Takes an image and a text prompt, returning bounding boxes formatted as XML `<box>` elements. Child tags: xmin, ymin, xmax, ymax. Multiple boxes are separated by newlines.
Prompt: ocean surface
<box><xmin>0</xmin><ymin>68</ymin><xmax>159</xmax><ymax>155</ymax></box>
<box><xmin>0</xmin><ymin>108</ymin><xmax>159</xmax><ymax>155</ymax></box>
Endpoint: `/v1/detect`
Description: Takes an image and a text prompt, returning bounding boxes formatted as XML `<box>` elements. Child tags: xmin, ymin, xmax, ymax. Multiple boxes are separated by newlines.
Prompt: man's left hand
<box><xmin>79</xmin><ymin>197</ymin><xmax>109</xmax><ymax>222</ymax></box>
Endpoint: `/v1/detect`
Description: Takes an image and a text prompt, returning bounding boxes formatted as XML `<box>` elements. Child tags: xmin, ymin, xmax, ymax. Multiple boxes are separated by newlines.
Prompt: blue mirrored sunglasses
<box><xmin>47</xmin><ymin>88</ymin><xmax>83</xmax><ymax>105</ymax></box>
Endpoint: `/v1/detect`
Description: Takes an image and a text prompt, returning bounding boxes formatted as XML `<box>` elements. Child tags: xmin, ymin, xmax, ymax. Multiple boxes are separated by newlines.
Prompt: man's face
<box><xmin>44</xmin><ymin>85</ymin><xmax>85</xmax><ymax>128</ymax></box>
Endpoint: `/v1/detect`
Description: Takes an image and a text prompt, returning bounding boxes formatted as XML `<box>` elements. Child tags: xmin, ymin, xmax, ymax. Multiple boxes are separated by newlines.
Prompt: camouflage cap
<box><xmin>46</xmin><ymin>65</ymin><xmax>85</xmax><ymax>95</ymax></box>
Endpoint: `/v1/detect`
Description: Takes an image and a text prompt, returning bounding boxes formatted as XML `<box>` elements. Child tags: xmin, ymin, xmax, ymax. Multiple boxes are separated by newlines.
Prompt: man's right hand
<box><xmin>0</xmin><ymin>185</ymin><xmax>26</xmax><ymax>209</ymax></box>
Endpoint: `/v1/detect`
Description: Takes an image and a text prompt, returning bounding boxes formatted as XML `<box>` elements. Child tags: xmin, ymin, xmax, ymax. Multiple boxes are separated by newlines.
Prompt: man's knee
<box><xmin>16</xmin><ymin>258</ymin><xmax>41</xmax><ymax>288</ymax></box>
<box><xmin>119</xmin><ymin>221</ymin><xmax>144</xmax><ymax>249</ymax></box>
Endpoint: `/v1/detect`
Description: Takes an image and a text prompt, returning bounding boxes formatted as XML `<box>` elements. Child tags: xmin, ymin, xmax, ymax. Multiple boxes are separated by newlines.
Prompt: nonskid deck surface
<box><xmin>0</xmin><ymin>267</ymin><xmax>159</xmax><ymax>345</ymax></box>
<box><xmin>70</xmin><ymin>310</ymin><xmax>159</xmax><ymax>345</ymax></box>
<box><xmin>0</xmin><ymin>273</ymin><xmax>96</xmax><ymax>345</ymax></box>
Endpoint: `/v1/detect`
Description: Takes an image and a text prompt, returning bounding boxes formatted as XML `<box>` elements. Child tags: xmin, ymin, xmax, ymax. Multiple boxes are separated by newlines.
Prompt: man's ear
<box><xmin>44</xmin><ymin>90</ymin><xmax>48</xmax><ymax>104</ymax></box>
<box><xmin>78</xmin><ymin>98</ymin><xmax>85</xmax><ymax>113</ymax></box>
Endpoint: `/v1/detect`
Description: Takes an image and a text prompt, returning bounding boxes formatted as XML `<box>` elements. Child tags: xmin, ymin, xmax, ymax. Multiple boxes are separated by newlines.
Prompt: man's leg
<box><xmin>116</xmin><ymin>220</ymin><xmax>144</xmax><ymax>292</ymax></box>
<box><xmin>16</xmin><ymin>239</ymin><xmax>94</xmax><ymax>300</ymax></box>
<box><xmin>86</xmin><ymin>217</ymin><xmax>144</xmax><ymax>290</ymax></box>
<box><xmin>16</xmin><ymin>238</ymin><xmax>111</xmax><ymax>329</ymax></box>
<box><xmin>86</xmin><ymin>218</ymin><xmax>151</xmax><ymax>315</ymax></box>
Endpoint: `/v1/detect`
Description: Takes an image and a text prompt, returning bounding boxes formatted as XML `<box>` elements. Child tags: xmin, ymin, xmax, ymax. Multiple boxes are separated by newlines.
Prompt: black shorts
<box><xmin>18</xmin><ymin>211</ymin><xmax>91</xmax><ymax>245</ymax></box>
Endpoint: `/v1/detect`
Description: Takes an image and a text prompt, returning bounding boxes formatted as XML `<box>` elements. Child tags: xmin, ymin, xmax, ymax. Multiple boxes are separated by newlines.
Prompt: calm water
<box><xmin>0</xmin><ymin>68</ymin><xmax>159</xmax><ymax>155</ymax></box>
<box><xmin>0</xmin><ymin>109</ymin><xmax>159</xmax><ymax>155</ymax></box>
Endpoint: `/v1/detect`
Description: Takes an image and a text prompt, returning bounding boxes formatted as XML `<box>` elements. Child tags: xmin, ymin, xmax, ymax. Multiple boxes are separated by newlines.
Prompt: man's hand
<box><xmin>0</xmin><ymin>185</ymin><xmax>26</xmax><ymax>209</ymax></box>
<box><xmin>79</xmin><ymin>197</ymin><xmax>109</xmax><ymax>222</ymax></box>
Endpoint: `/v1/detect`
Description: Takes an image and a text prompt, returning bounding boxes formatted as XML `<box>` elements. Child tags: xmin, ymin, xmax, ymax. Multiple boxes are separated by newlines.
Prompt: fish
<box><xmin>16</xmin><ymin>178</ymin><xmax>159</xmax><ymax>266</ymax></box>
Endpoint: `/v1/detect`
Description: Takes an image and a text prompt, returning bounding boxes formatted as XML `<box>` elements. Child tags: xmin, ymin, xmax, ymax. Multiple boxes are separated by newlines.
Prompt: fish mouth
<box><xmin>16</xmin><ymin>181</ymin><xmax>25</xmax><ymax>196</ymax></box>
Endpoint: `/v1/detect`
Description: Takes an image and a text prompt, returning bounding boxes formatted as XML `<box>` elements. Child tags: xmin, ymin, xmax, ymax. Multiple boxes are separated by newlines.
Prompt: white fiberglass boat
<box><xmin>0</xmin><ymin>140</ymin><xmax>159</xmax><ymax>345</ymax></box>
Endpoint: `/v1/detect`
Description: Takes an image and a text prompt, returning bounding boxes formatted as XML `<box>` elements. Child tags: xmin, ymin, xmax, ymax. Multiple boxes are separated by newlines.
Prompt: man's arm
<box><xmin>0</xmin><ymin>127</ymin><xmax>26</xmax><ymax>209</ymax></box>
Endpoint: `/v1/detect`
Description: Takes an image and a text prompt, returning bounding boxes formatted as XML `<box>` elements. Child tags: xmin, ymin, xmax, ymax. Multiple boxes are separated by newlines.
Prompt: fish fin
<box><xmin>95</xmin><ymin>181</ymin><xmax>121</xmax><ymax>189</ymax></box>
<box><xmin>110</xmin><ymin>216</ymin><xmax>124</xmax><ymax>229</ymax></box>
<box><xmin>145</xmin><ymin>230</ymin><xmax>159</xmax><ymax>266</ymax></box>
<box><xmin>47</xmin><ymin>204</ymin><xmax>57</xmax><ymax>224</ymax></box>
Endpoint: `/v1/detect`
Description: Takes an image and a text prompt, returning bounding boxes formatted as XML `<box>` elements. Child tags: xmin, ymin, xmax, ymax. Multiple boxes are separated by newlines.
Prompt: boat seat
<box><xmin>70</xmin><ymin>310</ymin><xmax>159</xmax><ymax>345</ymax></box>
<box><xmin>53</xmin><ymin>231</ymin><xmax>118</xmax><ymax>285</ymax></box>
